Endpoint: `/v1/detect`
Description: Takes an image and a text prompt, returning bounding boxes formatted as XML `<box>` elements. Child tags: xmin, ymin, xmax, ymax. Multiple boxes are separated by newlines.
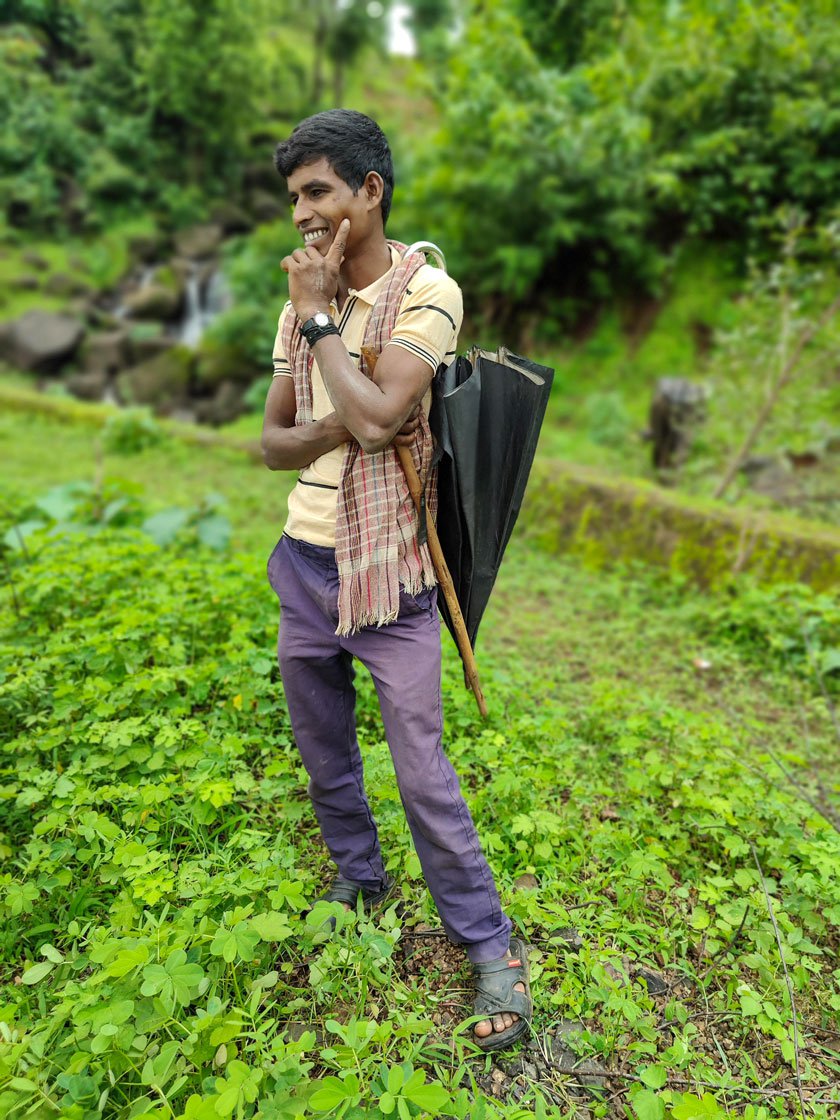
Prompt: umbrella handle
<box><xmin>396</xmin><ymin>443</ymin><xmax>488</xmax><ymax>719</ymax></box>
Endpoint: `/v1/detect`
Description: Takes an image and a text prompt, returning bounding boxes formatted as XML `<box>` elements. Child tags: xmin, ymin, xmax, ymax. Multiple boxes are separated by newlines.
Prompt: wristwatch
<box><xmin>299</xmin><ymin>311</ymin><xmax>339</xmax><ymax>347</ymax></box>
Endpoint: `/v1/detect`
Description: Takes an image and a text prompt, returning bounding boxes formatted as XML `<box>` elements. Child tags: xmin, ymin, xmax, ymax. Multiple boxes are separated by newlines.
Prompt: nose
<box><xmin>293</xmin><ymin>196</ymin><xmax>314</xmax><ymax>226</ymax></box>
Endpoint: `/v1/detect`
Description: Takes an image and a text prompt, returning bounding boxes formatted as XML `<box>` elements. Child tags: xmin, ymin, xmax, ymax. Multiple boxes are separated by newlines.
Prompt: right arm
<box><xmin>260</xmin><ymin>374</ymin><xmax>351</xmax><ymax>471</ymax></box>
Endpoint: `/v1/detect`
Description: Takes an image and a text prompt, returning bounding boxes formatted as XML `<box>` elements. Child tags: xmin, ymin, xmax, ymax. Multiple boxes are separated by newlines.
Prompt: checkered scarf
<box><xmin>282</xmin><ymin>241</ymin><xmax>438</xmax><ymax>635</ymax></box>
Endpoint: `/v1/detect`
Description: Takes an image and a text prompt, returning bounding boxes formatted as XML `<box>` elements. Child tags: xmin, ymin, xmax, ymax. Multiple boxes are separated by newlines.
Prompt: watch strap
<box><xmin>299</xmin><ymin>315</ymin><xmax>339</xmax><ymax>347</ymax></box>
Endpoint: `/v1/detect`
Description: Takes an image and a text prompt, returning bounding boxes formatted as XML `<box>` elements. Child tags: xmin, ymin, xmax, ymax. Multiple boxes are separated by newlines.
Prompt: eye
<box><xmin>310</xmin><ymin>189</ymin><xmax>325</xmax><ymax>198</ymax></box>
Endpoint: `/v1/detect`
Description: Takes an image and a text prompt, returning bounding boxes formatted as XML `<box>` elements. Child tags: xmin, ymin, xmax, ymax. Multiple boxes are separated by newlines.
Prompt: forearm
<box><xmin>261</xmin><ymin>409</ymin><xmax>350</xmax><ymax>471</ymax></box>
<box><xmin>312</xmin><ymin>334</ymin><xmax>406</xmax><ymax>453</ymax></box>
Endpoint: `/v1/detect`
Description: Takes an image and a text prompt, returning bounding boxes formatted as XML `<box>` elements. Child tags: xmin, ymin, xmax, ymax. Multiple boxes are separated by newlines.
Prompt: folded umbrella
<box><xmin>431</xmin><ymin>346</ymin><xmax>554</xmax><ymax>652</ymax></box>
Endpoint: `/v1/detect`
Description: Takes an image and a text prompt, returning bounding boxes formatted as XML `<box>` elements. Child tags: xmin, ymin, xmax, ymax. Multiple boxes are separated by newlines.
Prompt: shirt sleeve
<box><xmin>388</xmin><ymin>268</ymin><xmax>463</xmax><ymax>373</ymax></box>
<box><xmin>272</xmin><ymin>301</ymin><xmax>293</xmax><ymax>378</ymax></box>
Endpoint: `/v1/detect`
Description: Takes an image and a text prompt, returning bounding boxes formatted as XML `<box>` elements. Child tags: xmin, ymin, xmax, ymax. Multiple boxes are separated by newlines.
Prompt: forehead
<box><xmin>286</xmin><ymin>157</ymin><xmax>346</xmax><ymax>193</ymax></box>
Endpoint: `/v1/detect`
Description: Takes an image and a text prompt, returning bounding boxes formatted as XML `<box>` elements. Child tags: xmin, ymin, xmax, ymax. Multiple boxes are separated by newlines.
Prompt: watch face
<box><xmin>314</xmin><ymin>312</ymin><xmax>331</xmax><ymax>327</ymax></box>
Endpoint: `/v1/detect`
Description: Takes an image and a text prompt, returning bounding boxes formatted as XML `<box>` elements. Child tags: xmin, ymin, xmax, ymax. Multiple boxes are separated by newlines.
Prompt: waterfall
<box><xmin>176</xmin><ymin>264</ymin><xmax>232</xmax><ymax>347</ymax></box>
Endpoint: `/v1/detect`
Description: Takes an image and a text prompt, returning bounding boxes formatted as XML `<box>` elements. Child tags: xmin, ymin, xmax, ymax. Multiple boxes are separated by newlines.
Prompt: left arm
<box><xmin>308</xmin><ymin>333</ymin><xmax>432</xmax><ymax>453</ymax></box>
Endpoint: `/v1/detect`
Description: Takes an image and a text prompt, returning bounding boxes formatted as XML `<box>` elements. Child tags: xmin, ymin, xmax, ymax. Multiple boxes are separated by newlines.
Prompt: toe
<box><xmin>474</xmin><ymin>1018</ymin><xmax>493</xmax><ymax>1038</ymax></box>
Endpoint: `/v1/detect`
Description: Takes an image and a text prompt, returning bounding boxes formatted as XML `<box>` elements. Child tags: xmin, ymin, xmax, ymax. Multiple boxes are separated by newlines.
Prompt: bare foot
<box><xmin>473</xmin><ymin>949</ymin><xmax>527</xmax><ymax>1041</ymax></box>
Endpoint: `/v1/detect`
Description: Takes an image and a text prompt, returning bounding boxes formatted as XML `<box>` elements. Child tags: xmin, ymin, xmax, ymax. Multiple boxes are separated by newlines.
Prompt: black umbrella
<box><xmin>431</xmin><ymin>346</ymin><xmax>555</xmax><ymax>653</ymax></box>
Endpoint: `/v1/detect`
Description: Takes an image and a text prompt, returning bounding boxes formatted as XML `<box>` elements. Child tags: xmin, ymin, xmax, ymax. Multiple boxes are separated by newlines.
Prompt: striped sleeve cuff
<box><xmin>388</xmin><ymin>336</ymin><xmax>438</xmax><ymax>372</ymax></box>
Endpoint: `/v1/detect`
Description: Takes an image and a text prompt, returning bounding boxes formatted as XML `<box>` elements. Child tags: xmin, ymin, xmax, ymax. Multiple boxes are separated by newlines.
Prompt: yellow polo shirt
<box><xmin>272</xmin><ymin>246</ymin><xmax>463</xmax><ymax>547</ymax></box>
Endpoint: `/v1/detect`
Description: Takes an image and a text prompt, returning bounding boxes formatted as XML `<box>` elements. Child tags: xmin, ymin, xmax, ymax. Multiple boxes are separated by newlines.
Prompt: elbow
<box><xmin>260</xmin><ymin>441</ymin><xmax>281</xmax><ymax>470</ymax></box>
<box><xmin>357</xmin><ymin>425</ymin><xmax>393</xmax><ymax>455</ymax></box>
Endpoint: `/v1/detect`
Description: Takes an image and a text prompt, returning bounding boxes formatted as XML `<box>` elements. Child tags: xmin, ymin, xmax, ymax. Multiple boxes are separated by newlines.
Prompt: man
<box><xmin>262</xmin><ymin>109</ymin><xmax>531</xmax><ymax>1050</ymax></box>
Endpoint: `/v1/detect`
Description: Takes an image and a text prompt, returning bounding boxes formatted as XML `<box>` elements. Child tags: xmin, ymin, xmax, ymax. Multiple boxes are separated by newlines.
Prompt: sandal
<box><xmin>472</xmin><ymin>937</ymin><xmax>532</xmax><ymax>1051</ymax></box>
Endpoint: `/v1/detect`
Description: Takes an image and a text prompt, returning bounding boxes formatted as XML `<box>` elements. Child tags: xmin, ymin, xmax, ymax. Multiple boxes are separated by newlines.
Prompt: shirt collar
<box><xmin>345</xmin><ymin>244</ymin><xmax>402</xmax><ymax>305</ymax></box>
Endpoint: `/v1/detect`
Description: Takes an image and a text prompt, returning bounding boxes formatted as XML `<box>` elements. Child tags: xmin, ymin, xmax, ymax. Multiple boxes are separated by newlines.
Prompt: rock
<box><xmin>635</xmin><ymin>965</ymin><xmax>669</xmax><ymax>996</ymax></box>
<box><xmin>12</xmin><ymin>274</ymin><xmax>40</xmax><ymax>290</ymax></box>
<box><xmin>65</xmin><ymin>369</ymin><xmax>109</xmax><ymax>401</ymax></box>
<box><xmin>129</xmin><ymin>232</ymin><xmax>165</xmax><ymax>264</ymax></box>
<box><xmin>129</xmin><ymin>330</ymin><xmax>173</xmax><ymax>364</ymax></box>
<box><xmin>514</xmin><ymin>873</ymin><xmax>539</xmax><ymax>891</ymax></box>
<box><xmin>174</xmin><ymin>223</ymin><xmax>223</xmax><ymax>260</ymax></box>
<box><xmin>85</xmin><ymin>305</ymin><xmax>122</xmax><ymax>330</ymax></box>
<box><xmin>21</xmin><ymin>250</ymin><xmax>49</xmax><ymax>271</ymax></box>
<box><xmin>194</xmin><ymin>339</ymin><xmax>258</xmax><ymax>389</ymax></box>
<box><xmin>80</xmin><ymin>330</ymin><xmax>130</xmax><ymax>376</ymax></box>
<box><xmin>548</xmin><ymin>927</ymin><xmax>584</xmax><ymax>952</ymax></box>
<box><xmin>243</xmin><ymin>160</ymin><xmax>280</xmax><ymax>192</ymax></box>
<box><xmin>43</xmin><ymin>272</ymin><xmax>93</xmax><ymax>298</ymax></box>
<box><xmin>548</xmin><ymin>1022</ymin><xmax>609</xmax><ymax>1089</ymax></box>
<box><xmin>248</xmin><ymin>189</ymin><xmax>284</xmax><ymax>223</ymax></box>
<box><xmin>210</xmin><ymin>201</ymin><xmax>253</xmax><ymax>235</ymax></box>
<box><xmin>194</xmin><ymin>380</ymin><xmax>245</xmax><ymax>426</ymax></box>
<box><xmin>124</xmin><ymin>266</ymin><xmax>185</xmax><ymax>323</ymax></box>
<box><xmin>1</xmin><ymin>310</ymin><xmax>85</xmax><ymax>373</ymax></box>
<box><xmin>116</xmin><ymin>346</ymin><xmax>194</xmax><ymax>414</ymax></box>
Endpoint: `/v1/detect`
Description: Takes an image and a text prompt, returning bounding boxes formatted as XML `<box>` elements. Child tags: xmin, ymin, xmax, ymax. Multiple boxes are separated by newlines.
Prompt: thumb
<box><xmin>327</xmin><ymin>218</ymin><xmax>350</xmax><ymax>264</ymax></box>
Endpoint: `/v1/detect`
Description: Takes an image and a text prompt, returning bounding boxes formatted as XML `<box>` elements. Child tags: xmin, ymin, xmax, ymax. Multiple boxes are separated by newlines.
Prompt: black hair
<box><xmin>274</xmin><ymin>109</ymin><xmax>394</xmax><ymax>226</ymax></box>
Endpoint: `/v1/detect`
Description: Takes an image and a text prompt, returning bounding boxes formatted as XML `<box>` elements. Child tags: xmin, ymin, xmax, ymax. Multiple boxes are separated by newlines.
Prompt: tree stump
<box><xmin>648</xmin><ymin>377</ymin><xmax>709</xmax><ymax>471</ymax></box>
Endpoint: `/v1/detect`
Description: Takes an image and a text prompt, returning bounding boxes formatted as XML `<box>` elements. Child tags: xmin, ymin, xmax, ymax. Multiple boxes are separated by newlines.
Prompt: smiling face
<box><xmin>286</xmin><ymin>157</ymin><xmax>383</xmax><ymax>257</ymax></box>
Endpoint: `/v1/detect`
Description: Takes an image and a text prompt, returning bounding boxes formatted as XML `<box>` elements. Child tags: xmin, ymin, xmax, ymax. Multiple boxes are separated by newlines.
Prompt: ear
<box><xmin>363</xmin><ymin>171</ymin><xmax>385</xmax><ymax>213</ymax></box>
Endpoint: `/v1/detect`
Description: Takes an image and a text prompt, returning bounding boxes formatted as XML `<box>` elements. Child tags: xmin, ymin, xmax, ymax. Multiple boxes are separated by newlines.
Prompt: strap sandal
<box><xmin>471</xmin><ymin>936</ymin><xmax>532</xmax><ymax>1051</ymax></box>
<box><xmin>313</xmin><ymin>876</ymin><xmax>395</xmax><ymax>928</ymax></box>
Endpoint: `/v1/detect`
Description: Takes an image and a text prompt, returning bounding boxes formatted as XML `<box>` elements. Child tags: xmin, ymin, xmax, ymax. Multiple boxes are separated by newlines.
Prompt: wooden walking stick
<box><xmin>362</xmin><ymin>346</ymin><xmax>487</xmax><ymax>718</ymax></box>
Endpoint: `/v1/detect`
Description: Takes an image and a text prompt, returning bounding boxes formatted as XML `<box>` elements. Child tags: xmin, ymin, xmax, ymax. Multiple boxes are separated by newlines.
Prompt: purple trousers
<box><xmin>267</xmin><ymin>533</ymin><xmax>512</xmax><ymax>963</ymax></box>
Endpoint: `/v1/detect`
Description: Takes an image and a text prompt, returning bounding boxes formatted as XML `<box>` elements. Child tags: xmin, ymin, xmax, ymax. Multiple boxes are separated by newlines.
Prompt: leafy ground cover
<box><xmin>1</xmin><ymin>415</ymin><xmax>839</xmax><ymax>1120</ymax></box>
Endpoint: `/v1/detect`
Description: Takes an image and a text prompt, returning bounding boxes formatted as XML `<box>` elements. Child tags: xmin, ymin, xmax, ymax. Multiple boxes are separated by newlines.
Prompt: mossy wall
<box><xmin>522</xmin><ymin>461</ymin><xmax>839</xmax><ymax>591</ymax></box>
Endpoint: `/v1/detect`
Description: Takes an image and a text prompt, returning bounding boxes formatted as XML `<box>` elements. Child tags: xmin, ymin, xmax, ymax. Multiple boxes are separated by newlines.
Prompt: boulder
<box><xmin>123</xmin><ymin>266</ymin><xmax>185</xmax><ymax>323</ymax></box>
<box><xmin>124</xmin><ymin>284</ymin><xmax>183</xmax><ymax>321</ymax></box>
<box><xmin>194</xmin><ymin>339</ymin><xmax>257</xmax><ymax>388</ymax></box>
<box><xmin>21</xmin><ymin>250</ymin><xmax>49</xmax><ymax>271</ymax></box>
<box><xmin>80</xmin><ymin>329</ymin><xmax>130</xmax><ymax>376</ymax></box>
<box><xmin>129</xmin><ymin>231</ymin><xmax>166</xmax><ymax>264</ymax></box>
<box><xmin>128</xmin><ymin>328</ymin><xmax>173</xmax><ymax>364</ymax></box>
<box><xmin>116</xmin><ymin>346</ymin><xmax>194</xmax><ymax>415</ymax></box>
<box><xmin>65</xmin><ymin>369</ymin><xmax>108</xmax><ymax>402</ymax></box>
<box><xmin>247</xmin><ymin>189</ymin><xmax>284</xmax><ymax>223</ymax></box>
<box><xmin>243</xmin><ymin>160</ymin><xmax>279</xmax><ymax>192</ymax></box>
<box><xmin>43</xmin><ymin>272</ymin><xmax>93</xmax><ymax>298</ymax></box>
<box><xmin>12</xmin><ymin>274</ymin><xmax>40</xmax><ymax>290</ymax></box>
<box><xmin>194</xmin><ymin>380</ymin><xmax>246</xmax><ymax>426</ymax></box>
<box><xmin>210</xmin><ymin>201</ymin><xmax>253</xmax><ymax>235</ymax></box>
<box><xmin>1</xmin><ymin>310</ymin><xmax>85</xmax><ymax>373</ymax></box>
<box><xmin>174</xmin><ymin>223</ymin><xmax>223</xmax><ymax>260</ymax></box>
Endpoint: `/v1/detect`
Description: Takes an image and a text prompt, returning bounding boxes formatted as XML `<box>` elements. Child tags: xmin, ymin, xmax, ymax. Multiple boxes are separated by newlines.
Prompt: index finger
<box><xmin>326</xmin><ymin>218</ymin><xmax>350</xmax><ymax>263</ymax></box>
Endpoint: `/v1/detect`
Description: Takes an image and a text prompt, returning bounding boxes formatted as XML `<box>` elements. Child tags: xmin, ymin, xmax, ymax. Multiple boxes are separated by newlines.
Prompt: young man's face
<box><xmin>286</xmin><ymin>157</ymin><xmax>375</xmax><ymax>256</ymax></box>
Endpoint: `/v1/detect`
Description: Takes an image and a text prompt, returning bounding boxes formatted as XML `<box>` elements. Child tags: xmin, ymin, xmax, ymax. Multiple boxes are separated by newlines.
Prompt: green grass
<box><xmin>1</xmin><ymin>411</ymin><xmax>838</xmax><ymax>1119</ymax></box>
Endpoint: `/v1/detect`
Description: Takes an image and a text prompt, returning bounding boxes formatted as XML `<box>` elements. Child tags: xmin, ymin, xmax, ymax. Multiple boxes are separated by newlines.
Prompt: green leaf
<box><xmin>39</xmin><ymin>943</ymin><xmax>64</xmax><ymax>963</ymax></box>
<box><xmin>4</xmin><ymin>520</ymin><xmax>46</xmax><ymax>551</ymax></box>
<box><xmin>251</xmin><ymin>912</ymin><xmax>292</xmax><ymax>942</ymax></box>
<box><xmin>404</xmin><ymin>1082</ymin><xmax>451</xmax><ymax>1111</ymax></box>
<box><xmin>638</xmin><ymin>1065</ymin><xmax>667</xmax><ymax>1089</ymax></box>
<box><xmin>8</xmin><ymin>1078</ymin><xmax>38</xmax><ymax>1095</ymax></box>
<box><xmin>632</xmin><ymin>1089</ymin><xmax>665</xmax><ymax>1120</ymax></box>
<box><xmin>386</xmin><ymin>1065</ymin><xmax>404</xmax><ymax>1094</ymax></box>
<box><xmin>196</xmin><ymin>513</ymin><xmax>231</xmax><ymax>552</ymax></box>
<box><xmin>740</xmin><ymin>993</ymin><xmax>762</xmax><ymax>1016</ymax></box>
<box><xmin>21</xmin><ymin>961</ymin><xmax>54</xmax><ymax>985</ymax></box>
<box><xmin>142</xmin><ymin>508</ymin><xmax>190</xmax><ymax>546</ymax></box>
<box><xmin>309</xmin><ymin>1077</ymin><xmax>351</xmax><ymax>1109</ymax></box>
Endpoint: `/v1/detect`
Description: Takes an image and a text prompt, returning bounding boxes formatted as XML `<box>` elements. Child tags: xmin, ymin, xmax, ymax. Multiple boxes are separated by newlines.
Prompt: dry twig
<box><xmin>749</xmin><ymin>840</ymin><xmax>807</xmax><ymax>1120</ymax></box>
